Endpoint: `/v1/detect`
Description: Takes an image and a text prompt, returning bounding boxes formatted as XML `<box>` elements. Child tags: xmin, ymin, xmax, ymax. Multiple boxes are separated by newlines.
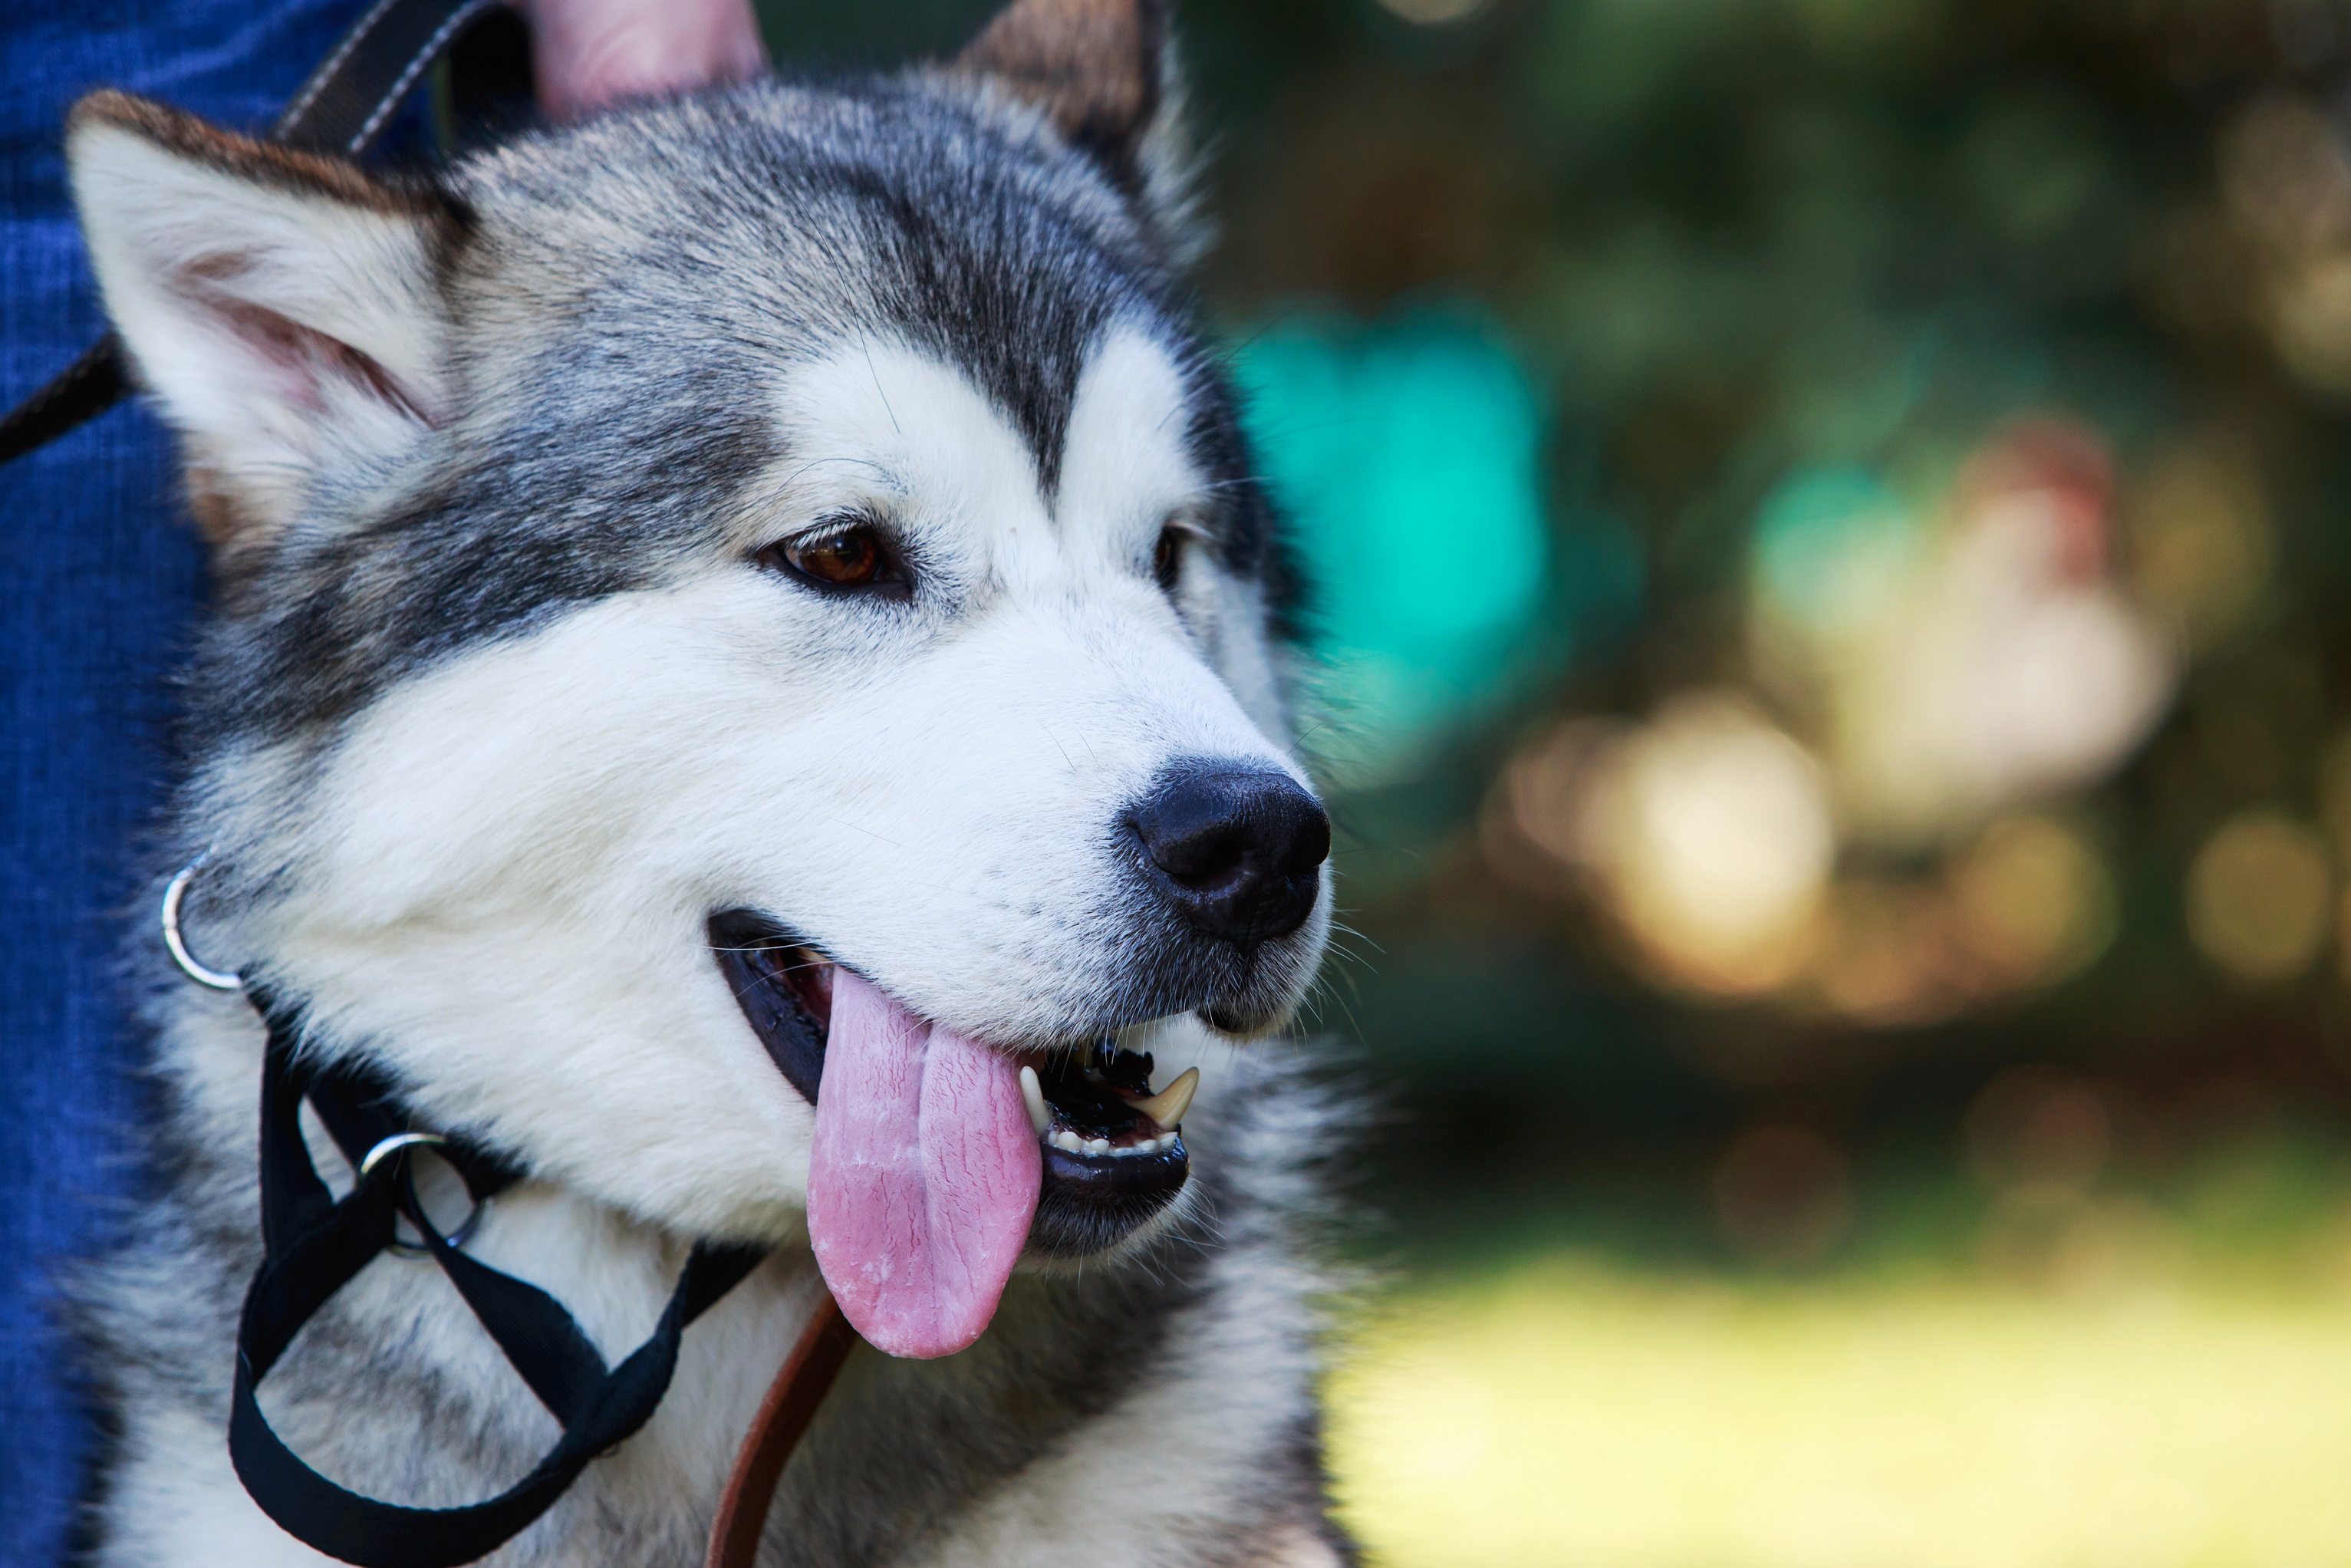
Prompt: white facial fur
<box><xmin>204</xmin><ymin>330</ymin><xmax>1328</xmax><ymax>1242</ymax></box>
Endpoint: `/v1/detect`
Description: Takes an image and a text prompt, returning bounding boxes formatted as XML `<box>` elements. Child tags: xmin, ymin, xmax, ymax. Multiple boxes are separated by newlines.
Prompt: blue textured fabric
<box><xmin>1</xmin><ymin>4</ymin><xmax>357</xmax><ymax>1560</ymax></box>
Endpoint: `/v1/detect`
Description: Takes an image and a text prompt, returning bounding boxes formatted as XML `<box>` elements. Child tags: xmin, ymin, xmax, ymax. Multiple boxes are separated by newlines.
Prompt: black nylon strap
<box><xmin>230</xmin><ymin>987</ymin><xmax>766</xmax><ymax>1566</ymax></box>
<box><xmin>0</xmin><ymin>338</ymin><xmax>125</xmax><ymax>466</ymax></box>
<box><xmin>0</xmin><ymin>0</ymin><xmax>509</xmax><ymax>467</ymax></box>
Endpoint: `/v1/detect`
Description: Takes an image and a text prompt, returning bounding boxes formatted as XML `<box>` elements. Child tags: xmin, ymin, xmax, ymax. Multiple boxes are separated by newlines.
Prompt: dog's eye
<box><xmin>1153</xmin><ymin>524</ymin><xmax>1189</xmax><ymax>595</ymax></box>
<box><xmin>791</xmin><ymin>529</ymin><xmax>882</xmax><ymax>585</ymax></box>
<box><xmin>756</xmin><ymin>521</ymin><xmax>907</xmax><ymax>598</ymax></box>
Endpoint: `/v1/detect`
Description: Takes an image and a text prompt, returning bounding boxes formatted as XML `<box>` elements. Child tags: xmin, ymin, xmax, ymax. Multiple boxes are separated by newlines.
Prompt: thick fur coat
<box><xmin>60</xmin><ymin>2</ymin><xmax>1353</xmax><ymax>1561</ymax></box>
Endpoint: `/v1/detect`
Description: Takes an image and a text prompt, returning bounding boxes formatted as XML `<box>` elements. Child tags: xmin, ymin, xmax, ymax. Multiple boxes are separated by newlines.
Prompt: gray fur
<box><xmin>199</xmin><ymin>80</ymin><xmax>1281</xmax><ymax>749</ymax></box>
<box><xmin>76</xmin><ymin>1041</ymin><xmax>1352</xmax><ymax>1565</ymax></box>
<box><xmin>67</xmin><ymin>19</ymin><xmax>1350</xmax><ymax>1568</ymax></box>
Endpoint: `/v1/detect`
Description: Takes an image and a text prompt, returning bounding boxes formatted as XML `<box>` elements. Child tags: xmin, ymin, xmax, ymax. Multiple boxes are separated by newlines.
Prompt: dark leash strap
<box><xmin>232</xmin><ymin>984</ymin><xmax>768</xmax><ymax>1566</ymax></box>
<box><xmin>0</xmin><ymin>0</ymin><xmax>509</xmax><ymax>467</ymax></box>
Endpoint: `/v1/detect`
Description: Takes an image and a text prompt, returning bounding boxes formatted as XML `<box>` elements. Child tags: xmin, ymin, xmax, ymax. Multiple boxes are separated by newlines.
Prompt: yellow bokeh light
<box><xmin>1947</xmin><ymin>813</ymin><xmax>2116</xmax><ymax>990</ymax></box>
<box><xmin>1495</xmin><ymin>717</ymin><xmax>1621</xmax><ymax>878</ymax></box>
<box><xmin>2121</xmin><ymin>441</ymin><xmax>2273</xmax><ymax>651</ymax></box>
<box><xmin>2185</xmin><ymin>812</ymin><xmax>2331</xmax><ymax>983</ymax></box>
<box><xmin>2270</xmin><ymin>253</ymin><xmax>2351</xmax><ymax>392</ymax></box>
<box><xmin>1556</xmin><ymin>695</ymin><xmax>1835</xmax><ymax>998</ymax></box>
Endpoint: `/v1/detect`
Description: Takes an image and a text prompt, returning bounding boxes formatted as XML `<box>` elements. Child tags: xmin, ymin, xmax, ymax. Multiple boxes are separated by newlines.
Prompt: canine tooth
<box><xmin>1019</xmin><ymin>1066</ymin><xmax>1052</xmax><ymax>1136</ymax></box>
<box><xmin>1121</xmin><ymin>1066</ymin><xmax>1199</xmax><ymax>1128</ymax></box>
<box><xmin>1085</xmin><ymin>1138</ymin><xmax>1111</xmax><ymax>1155</ymax></box>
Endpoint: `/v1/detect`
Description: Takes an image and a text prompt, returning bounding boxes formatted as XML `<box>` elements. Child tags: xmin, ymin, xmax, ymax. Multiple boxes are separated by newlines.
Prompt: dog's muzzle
<box><xmin>710</xmin><ymin>910</ymin><xmax>1206</xmax><ymax>1259</ymax></box>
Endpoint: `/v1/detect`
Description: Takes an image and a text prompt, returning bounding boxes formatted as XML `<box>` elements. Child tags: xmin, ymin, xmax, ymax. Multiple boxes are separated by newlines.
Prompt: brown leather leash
<box><xmin>705</xmin><ymin>1288</ymin><xmax>858</xmax><ymax>1568</ymax></box>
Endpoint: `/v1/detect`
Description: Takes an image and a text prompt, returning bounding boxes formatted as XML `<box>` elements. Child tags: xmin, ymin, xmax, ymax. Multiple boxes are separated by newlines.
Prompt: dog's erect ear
<box><xmin>66</xmin><ymin>91</ymin><xmax>463</xmax><ymax>546</ymax></box>
<box><xmin>956</xmin><ymin>0</ymin><xmax>1202</xmax><ymax>262</ymax></box>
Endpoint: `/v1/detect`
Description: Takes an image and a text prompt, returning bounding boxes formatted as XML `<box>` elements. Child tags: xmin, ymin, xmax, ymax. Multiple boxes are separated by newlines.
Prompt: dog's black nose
<box><xmin>1126</xmin><ymin>763</ymin><xmax>1330</xmax><ymax>946</ymax></box>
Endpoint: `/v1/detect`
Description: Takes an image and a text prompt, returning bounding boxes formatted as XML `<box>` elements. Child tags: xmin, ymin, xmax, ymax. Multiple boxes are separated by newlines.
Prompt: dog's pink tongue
<box><xmin>807</xmin><ymin>970</ymin><xmax>1040</xmax><ymax>1359</ymax></box>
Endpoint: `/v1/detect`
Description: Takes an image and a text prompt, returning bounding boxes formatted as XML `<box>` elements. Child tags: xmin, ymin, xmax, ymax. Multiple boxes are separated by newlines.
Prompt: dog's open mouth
<box><xmin>710</xmin><ymin>910</ymin><xmax>1194</xmax><ymax>1357</ymax></box>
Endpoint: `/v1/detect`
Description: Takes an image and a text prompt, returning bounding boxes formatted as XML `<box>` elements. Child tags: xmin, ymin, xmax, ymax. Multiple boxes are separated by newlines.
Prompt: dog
<box><xmin>58</xmin><ymin>1</ymin><xmax>1353</xmax><ymax>1560</ymax></box>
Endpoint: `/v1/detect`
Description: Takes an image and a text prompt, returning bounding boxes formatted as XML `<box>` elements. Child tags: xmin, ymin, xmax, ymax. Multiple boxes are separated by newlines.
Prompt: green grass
<box><xmin>1329</xmin><ymin>1149</ymin><xmax>2351</xmax><ymax>1567</ymax></box>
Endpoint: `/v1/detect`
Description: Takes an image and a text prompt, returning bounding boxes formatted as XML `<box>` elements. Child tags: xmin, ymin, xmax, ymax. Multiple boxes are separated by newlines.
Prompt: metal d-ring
<box><xmin>358</xmin><ymin>1129</ymin><xmax>449</xmax><ymax>1181</ymax></box>
<box><xmin>160</xmin><ymin>855</ymin><xmax>243</xmax><ymax>992</ymax></box>
<box><xmin>360</xmin><ymin>1131</ymin><xmax>488</xmax><ymax>1257</ymax></box>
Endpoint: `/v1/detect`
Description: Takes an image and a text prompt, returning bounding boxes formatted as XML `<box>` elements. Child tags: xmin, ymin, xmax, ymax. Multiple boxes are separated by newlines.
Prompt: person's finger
<box><xmin>525</xmin><ymin>0</ymin><xmax>768</xmax><ymax>121</ymax></box>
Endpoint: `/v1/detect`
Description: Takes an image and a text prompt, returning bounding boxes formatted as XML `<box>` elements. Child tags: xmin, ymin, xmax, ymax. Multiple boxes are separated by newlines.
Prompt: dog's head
<box><xmin>71</xmin><ymin>0</ymin><xmax>1329</xmax><ymax>1355</ymax></box>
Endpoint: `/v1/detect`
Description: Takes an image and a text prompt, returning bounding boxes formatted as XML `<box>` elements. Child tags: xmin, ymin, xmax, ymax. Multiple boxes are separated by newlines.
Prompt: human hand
<box><xmin>523</xmin><ymin>0</ymin><xmax>768</xmax><ymax>120</ymax></box>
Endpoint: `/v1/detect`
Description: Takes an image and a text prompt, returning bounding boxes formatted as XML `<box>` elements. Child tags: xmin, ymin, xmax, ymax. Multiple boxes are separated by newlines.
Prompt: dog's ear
<box><xmin>956</xmin><ymin>0</ymin><xmax>1203</xmax><ymax>263</ymax></box>
<box><xmin>66</xmin><ymin>91</ymin><xmax>463</xmax><ymax>548</ymax></box>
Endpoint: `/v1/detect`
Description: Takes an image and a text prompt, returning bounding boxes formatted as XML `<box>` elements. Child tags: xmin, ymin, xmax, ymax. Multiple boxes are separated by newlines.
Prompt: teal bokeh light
<box><xmin>1750</xmin><ymin>465</ymin><xmax>1919</xmax><ymax>635</ymax></box>
<box><xmin>1233</xmin><ymin>307</ymin><xmax>1553</xmax><ymax>782</ymax></box>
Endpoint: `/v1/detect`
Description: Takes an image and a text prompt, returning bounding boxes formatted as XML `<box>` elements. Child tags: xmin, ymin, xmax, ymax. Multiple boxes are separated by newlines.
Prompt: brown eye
<box><xmin>756</xmin><ymin>520</ymin><xmax>907</xmax><ymax>598</ymax></box>
<box><xmin>789</xmin><ymin>528</ymin><xmax>881</xmax><ymax>584</ymax></box>
<box><xmin>1153</xmin><ymin>524</ymin><xmax>1187</xmax><ymax>595</ymax></box>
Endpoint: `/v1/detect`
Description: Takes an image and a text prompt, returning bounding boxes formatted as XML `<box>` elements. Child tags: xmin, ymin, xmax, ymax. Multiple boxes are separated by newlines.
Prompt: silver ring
<box><xmin>359</xmin><ymin>1132</ymin><xmax>486</xmax><ymax>1256</ymax></box>
<box><xmin>160</xmin><ymin>856</ymin><xmax>242</xmax><ymax>992</ymax></box>
<box><xmin>357</xmin><ymin>1130</ymin><xmax>449</xmax><ymax>1180</ymax></box>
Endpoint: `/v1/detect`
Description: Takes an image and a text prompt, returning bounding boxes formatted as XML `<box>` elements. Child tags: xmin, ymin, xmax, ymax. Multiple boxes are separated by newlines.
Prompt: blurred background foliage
<box><xmin>759</xmin><ymin>1</ymin><xmax>2351</xmax><ymax>1561</ymax></box>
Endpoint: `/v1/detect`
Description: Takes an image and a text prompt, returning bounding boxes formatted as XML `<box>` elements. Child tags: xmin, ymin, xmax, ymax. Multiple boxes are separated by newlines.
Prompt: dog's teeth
<box><xmin>1121</xmin><ymin>1066</ymin><xmax>1199</xmax><ymax>1129</ymax></box>
<box><xmin>1052</xmin><ymin>1128</ymin><xmax>1084</xmax><ymax>1154</ymax></box>
<box><xmin>1019</xmin><ymin>1065</ymin><xmax>1052</xmax><ymax>1137</ymax></box>
<box><xmin>1085</xmin><ymin>1137</ymin><xmax>1111</xmax><ymax>1156</ymax></box>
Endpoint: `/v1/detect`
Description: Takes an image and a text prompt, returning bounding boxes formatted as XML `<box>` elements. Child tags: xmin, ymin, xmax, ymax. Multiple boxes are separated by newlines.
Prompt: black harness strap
<box><xmin>16</xmin><ymin>9</ymin><xmax>808</xmax><ymax>1551</ymax></box>
<box><xmin>0</xmin><ymin>0</ymin><xmax>508</xmax><ymax>468</ymax></box>
<box><xmin>9</xmin><ymin>7</ymin><xmax>803</xmax><ymax>1553</ymax></box>
<box><xmin>232</xmin><ymin>986</ymin><xmax>766</xmax><ymax>1567</ymax></box>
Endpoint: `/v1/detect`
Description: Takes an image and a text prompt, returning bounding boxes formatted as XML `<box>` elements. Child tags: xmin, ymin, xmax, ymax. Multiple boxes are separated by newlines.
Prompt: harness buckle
<box><xmin>359</xmin><ymin>1131</ymin><xmax>488</xmax><ymax>1256</ymax></box>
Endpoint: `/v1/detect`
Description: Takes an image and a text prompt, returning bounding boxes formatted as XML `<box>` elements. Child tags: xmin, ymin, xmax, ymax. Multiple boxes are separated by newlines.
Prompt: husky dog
<box><xmin>60</xmin><ymin>1</ymin><xmax>1352</xmax><ymax>1560</ymax></box>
